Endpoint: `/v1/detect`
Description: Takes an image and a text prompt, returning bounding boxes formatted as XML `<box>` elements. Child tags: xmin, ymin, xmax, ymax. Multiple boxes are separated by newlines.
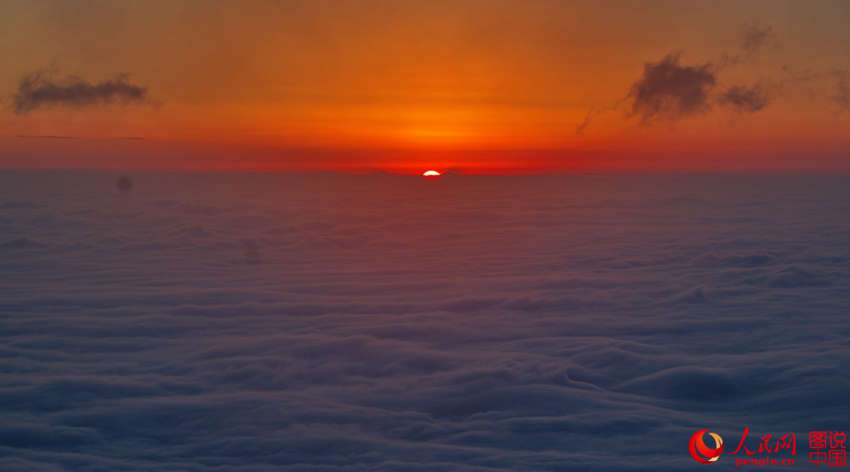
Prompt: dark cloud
<box><xmin>575</xmin><ymin>109</ymin><xmax>595</xmax><ymax>135</ymax></box>
<box><xmin>619</xmin><ymin>24</ymin><xmax>781</xmax><ymax>125</ymax></box>
<box><xmin>718</xmin><ymin>84</ymin><xmax>770</xmax><ymax>113</ymax></box>
<box><xmin>11</xmin><ymin>71</ymin><xmax>148</xmax><ymax>115</ymax></box>
<box><xmin>575</xmin><ymin>101</ymin><xmax>624</xmax><ymax>135</ymax></box>
<box><xmin>720</xmin><ymin>24</ymin><xmax>775</xmax><ymax>67</ymax></box>
<box><xmin>742</xmin><ymin>24</ymin><xmax>773</xmax><ymax>56</ymax></box>
<box><xmin>628</xmin><ymin>53</ymin><xmax>716</xmax><ymax>123</ymax></box>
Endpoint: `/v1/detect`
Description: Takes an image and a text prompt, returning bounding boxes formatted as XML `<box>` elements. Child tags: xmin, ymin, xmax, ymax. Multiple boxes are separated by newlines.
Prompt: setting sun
<box><xmin>422</xmin><ymin>170</ymin><xmax>441</xmax><ymax>177</ymax></box>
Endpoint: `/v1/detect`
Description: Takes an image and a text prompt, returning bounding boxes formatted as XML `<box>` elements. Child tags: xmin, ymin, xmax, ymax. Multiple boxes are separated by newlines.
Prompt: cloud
<box><xmin>621</xmin><ymin>25</ymin><xmax>780</xmax><ymax>125</ymax></box>
<box><xmin>15</xmin><ymin>134</ymin><xmax>76</xmax><ymax>139</ymax></box>
<box><xmin>741</xmin><ymin>24</ymin><xmax>773</xmax><ymax>56</ymax></box>
<box><xmin>626</xmin><ymin>48</ymin><xmax>776</xmax><ymax>123</ymax></box>
<box><xmin>628</xmin><ymin>53</ymin><xmax>716</xmax><ymax>123</ymax></box>
<box><xmin>575</xmin><ymin>101</ymin><xmax>624</xmax><ymax>135</ymax></box>
<box><xmin>0</xmin><ymin>173</ymin><xmax>848</xmax><ymax>470</ymax></box>
<box><xmin>14</xmin><ymin>135</ymin><xmax>151</xmax><ymax>141</ymax></box>
<box><xmin>11</xmin><ymin>71</ymin><xmax>148</xmax><ymax>115</ymax></box>
<box><xmin>834</xmin><ymin>70</ymin><xmax>850</xmax><ymax>110</ymax></box>
<box><xmin>718</xmin><ymin>84</ymin><xmax>770</xmax><ymax>113</ymax></box>
<box><xmin>575</xmin><ymin>109</ymin><xmax>595</xmax><ymax>135</ymax></box>
<box><xmin>720</xmin><ymin>24</ymin><xmax>775</xmax><ymax>67</ymax></box>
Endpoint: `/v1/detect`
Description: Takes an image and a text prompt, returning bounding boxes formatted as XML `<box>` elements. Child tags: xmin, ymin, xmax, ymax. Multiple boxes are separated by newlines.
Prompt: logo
<box><xmin>686</xmin><ymin>427</ymin><xmax>845</xmax><ymax>467</ymax></box>
<box><xmin>690</xmin><ymin>429</ymin><xmax>725</xmax><ymax>464</ymax></box>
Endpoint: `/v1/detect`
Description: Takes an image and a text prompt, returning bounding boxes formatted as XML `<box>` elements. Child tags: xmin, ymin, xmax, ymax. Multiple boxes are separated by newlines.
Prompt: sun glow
<box><xmin>422</xmin><ymin>170</ymin><xmax>441</xmax><ymax>177</ymax></box>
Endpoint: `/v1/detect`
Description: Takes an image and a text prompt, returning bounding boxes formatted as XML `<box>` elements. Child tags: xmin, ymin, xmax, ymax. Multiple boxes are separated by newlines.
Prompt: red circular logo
<box><xmin>689</xmin><ymin>429</ymin><xmax>724</xmax><ymax>464</ymax></box>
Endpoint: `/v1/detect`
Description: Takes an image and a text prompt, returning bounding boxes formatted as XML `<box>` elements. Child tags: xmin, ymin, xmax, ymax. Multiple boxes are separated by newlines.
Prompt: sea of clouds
<box><xmin>0</xmin><ymin>171</ymin><xmax>848</xmax><ymax>471</ymax></box>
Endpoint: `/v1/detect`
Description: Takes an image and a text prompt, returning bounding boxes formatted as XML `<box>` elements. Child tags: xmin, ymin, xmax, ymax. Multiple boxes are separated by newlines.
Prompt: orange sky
<box><xmin>1</xmin><ymin>0</ymin><xmax>849</xmax><ymax>173</ymax></box>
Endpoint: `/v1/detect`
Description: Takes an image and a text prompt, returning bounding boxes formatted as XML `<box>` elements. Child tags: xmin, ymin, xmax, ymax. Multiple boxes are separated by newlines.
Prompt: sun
<box><xmin>422</xmin><ymin>170</ymin><xmax>441</xmax><ymax>177</ymax></box>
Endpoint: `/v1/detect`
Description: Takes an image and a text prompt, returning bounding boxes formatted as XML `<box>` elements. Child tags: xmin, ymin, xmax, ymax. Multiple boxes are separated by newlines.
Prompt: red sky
<box><xmin>1</xmin><ymin>0</ymin><xmax>849</xmax><ymax>173</ymax></box>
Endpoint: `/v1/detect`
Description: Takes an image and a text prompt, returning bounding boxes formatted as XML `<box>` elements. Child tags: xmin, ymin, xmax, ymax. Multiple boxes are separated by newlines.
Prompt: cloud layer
<box><xmin>0</xmin><ymin>172</ymin><xmax>848</xmax><ymax>470</ymax></box>
<box><xmin>11</xmin><ymin>71</ymin><xmax>148</xmax><ymax>115</ymax></box>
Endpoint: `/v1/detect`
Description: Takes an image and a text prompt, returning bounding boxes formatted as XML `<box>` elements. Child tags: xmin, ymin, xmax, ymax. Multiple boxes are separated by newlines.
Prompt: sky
<box><xmin>1</xmin><ymin>0</ymin><xmax>850</xmax><ymax>173</ymax></box>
